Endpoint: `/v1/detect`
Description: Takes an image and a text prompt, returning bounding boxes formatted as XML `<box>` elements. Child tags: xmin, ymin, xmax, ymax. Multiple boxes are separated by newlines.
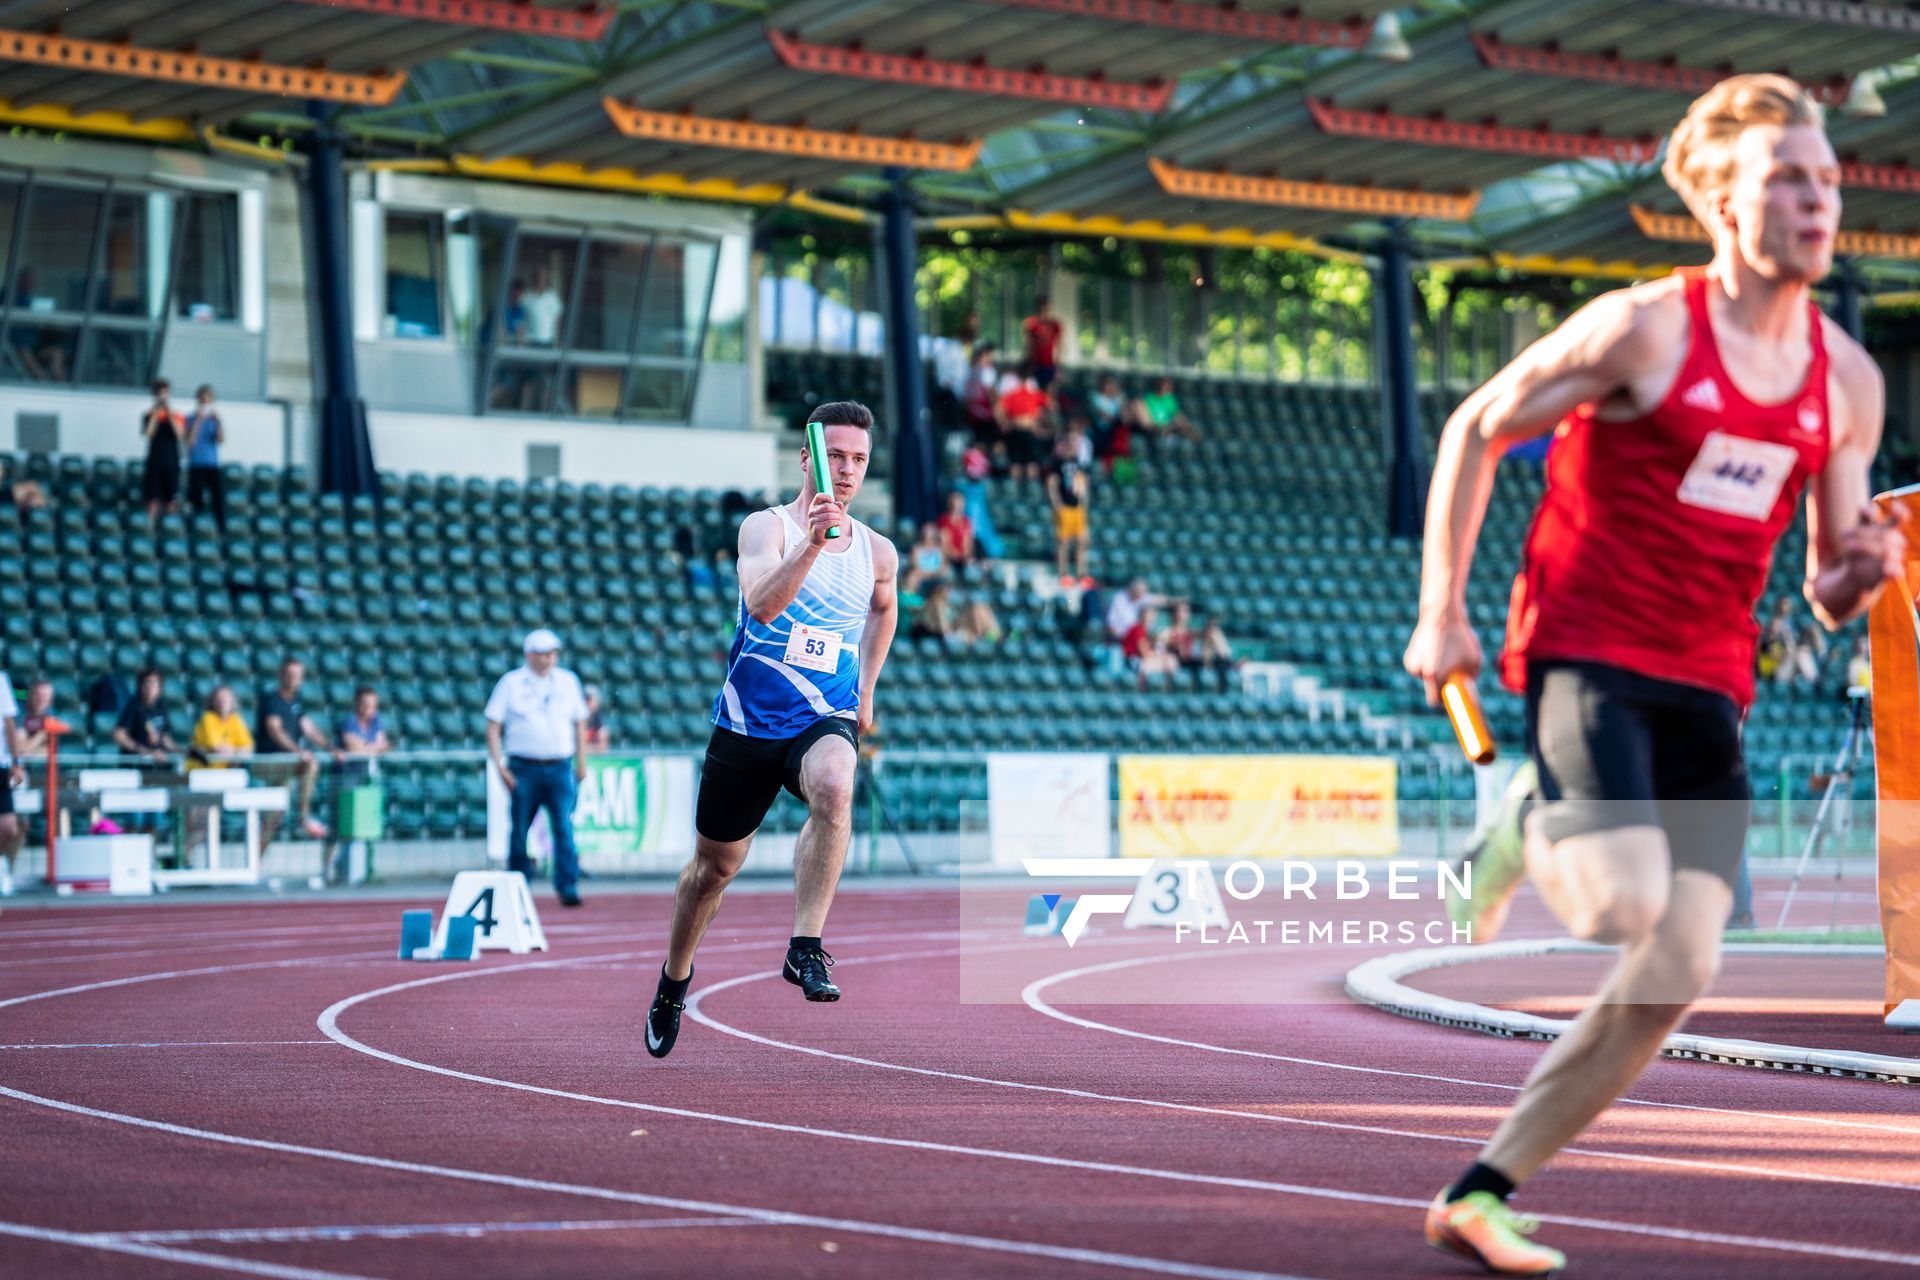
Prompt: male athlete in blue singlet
<box><xmin>647</xmin><ymin>401</ymin><xmax>899</xmax><ymax>1058</ymax></box>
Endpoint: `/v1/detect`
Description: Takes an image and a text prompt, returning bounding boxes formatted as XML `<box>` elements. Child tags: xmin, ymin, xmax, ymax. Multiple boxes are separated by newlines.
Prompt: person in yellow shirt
<box><xmin>189</xmin><ymin>686</ymin><xmax>253</xmax><ymax>769</ymax></box>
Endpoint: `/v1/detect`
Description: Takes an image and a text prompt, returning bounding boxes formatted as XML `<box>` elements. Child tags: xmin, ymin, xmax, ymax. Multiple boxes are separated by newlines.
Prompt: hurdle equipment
<box><xmin>432</xmin><ymin>870</ymin><xmax>549</xmax><ymax>956</ymax></box>
<box><xmin>398</xmin><ymin>909</ymin><xmax>434</xmax><ymax>959</ymax></box>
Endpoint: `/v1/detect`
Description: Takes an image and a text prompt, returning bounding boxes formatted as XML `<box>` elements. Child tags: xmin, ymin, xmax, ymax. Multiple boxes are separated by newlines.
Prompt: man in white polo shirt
<box><xmin>485</xmin><ymin>630</ymin><xmax>590</xmax><ymax>908</ymax></box>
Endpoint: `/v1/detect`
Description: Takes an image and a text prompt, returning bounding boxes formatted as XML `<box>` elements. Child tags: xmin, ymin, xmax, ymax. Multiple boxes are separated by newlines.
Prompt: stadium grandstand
<box><xmin>0</xmin><ymin>0</ymin><xmax>1914</xmax><ymax>879</ymax></box>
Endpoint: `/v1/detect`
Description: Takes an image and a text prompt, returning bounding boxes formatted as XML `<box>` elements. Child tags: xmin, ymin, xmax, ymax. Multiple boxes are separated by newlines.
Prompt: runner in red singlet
<box><xmin>1403</xmin><ymin>75</ymin><xmax>1905</xmax><ymax>1275</ymax></box>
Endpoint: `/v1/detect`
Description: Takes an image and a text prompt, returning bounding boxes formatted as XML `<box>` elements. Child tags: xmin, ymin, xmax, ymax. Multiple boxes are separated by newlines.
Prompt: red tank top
<box><xmin>1500</xmin><ymin>269</ymin><xmax>1831</xmax><ymax>709</ymax></box>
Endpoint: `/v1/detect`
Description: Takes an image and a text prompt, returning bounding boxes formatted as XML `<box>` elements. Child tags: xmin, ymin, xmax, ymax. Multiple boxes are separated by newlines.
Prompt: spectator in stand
<box><xmin>1122</xmin><ymin>605</ymin><xmax>1181</xmax><ymax>687</ymax></box>
<box><xmin>1022</xmin><ymin>295</ymin><xmax>1063</xmax><ymax>390</ymax></box>
<box><xmin>257</xmin><ymin>658</ymin><xmax>339</xmax><ymax>853</ymax></box>
<box><xmin>0</xmin><ymin>673</ymin><xmax>23</xmax><ymax>896</ymax></box>
<box><xmin>140</xmin><ymin>379</ymin><xmax>184</xmax><ymax>528</ymax></box>
<box><xmin>1046</xmin><ymin>428</ymin><xmax>1092</xmax><ymax>588</ymax></box>
<box><xmin>583</xmin><ymin>685</ymin><xmax>610</xmax><ymax>750</ymax></box>
<box><xmin>16</xmin><ymin>678</ymin><xmax>54</xmax><ymax>757</ymax></box>
<box><xmin>188</xmin><ymin>685</ymin><xmax>254</xmax><ymax>770</ymax></box>
<box><xmin>961</xmin><ymin>345</ymin><xmax>1000</xmax><ymax>446</ymax></box>
<box><xmin>995</xmin><ymin>369</ymin><xmax>1053</xmax><ymax>484</ymax></box>
<box><xmin>113</xmin><ymin>669</ymin><xmax>178</xmax><ymax>765</ymax></box>
<box><xmin>1136</xmin><ymin>375</ymin><xmax>1201</xmax><ymax>445</ymax></box>
<box><xmin>0</xmin><ymin>458</ymin><xmax>48</xmax><ymax>512</ymax></box>
<box><xmin>958</xmin><ymin>444</ymin><xmax>1006</xmax><ymax>563</ymax></box>
<box><xmin>956</xmin><ymin>597</ymin><xmax>1004</xmax><ymax>648</ymax></box>
<box><xmin>910</xmin><ymin>581</ymin><xmax>957</xmax><ymax>646</ymax></box>
<box><xmin>1756</xmin><ymin>600</ymin><xmax>1793</xmax><ymax>683</ymax></box>
<box><xmin>1088</xmin><ymin>374</ymin><xmax>1127</xmax><ymax>464</ymax></box>
<box><xmin>903</xmin><ymin>522</ymin><xmax>948</xmax><ymax>597</ymax></box>
<box><xmin>1847</xmin><ymin>636</ymin><xmax>1872</xmax><ymax>695</ymax></box>
<box><xmin>1105</xmin><ymin>577</ymin><xmax>1158</xmax><ymax>645</ymax></box>
<box><xmin>935</xmin><ymin>491</ymin><xmax>977</xmax><ymax>576</ymax></box>
<box><xmin>1789</xmin><ymin>622</ymin><xmax>1827</xmax><ymax>686</ymax></box>
<box><xmin>182</xmin><ymin>384</ymin><xmax>226</xmax><ymax>532</ymax></box>
<box><xmin>1196</xmin><ymin>616</ymin><xmax>1242</xmax><ymax>693</ymax></box>
<box><xmin>1162</xmin><ymin>601</ymin><xmax>1196</xmax><ymax>663</ymax></box>
<box><xmin>337</xmin><ymin>687</ymin><xmax>392</xmax><ymax>756</ymax></box>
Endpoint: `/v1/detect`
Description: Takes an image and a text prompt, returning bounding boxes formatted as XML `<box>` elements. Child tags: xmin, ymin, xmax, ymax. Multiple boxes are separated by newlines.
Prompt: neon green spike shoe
<box><xmin>1447</xmin><ymin>760</ymin><xmax>1536</xmax><ymax>944</ymax></box>
<box><xmin>1425</xmin><ymin>1190</ymin><xmax>1566</xmax><ymax>1276</ymax></box>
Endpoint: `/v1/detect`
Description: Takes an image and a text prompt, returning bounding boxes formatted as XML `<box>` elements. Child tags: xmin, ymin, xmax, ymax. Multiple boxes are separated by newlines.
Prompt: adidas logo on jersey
<box><xmin>1680</xmin><ymin>378</ymin><xmax>1724</xmax><ymax>414</ymax></box>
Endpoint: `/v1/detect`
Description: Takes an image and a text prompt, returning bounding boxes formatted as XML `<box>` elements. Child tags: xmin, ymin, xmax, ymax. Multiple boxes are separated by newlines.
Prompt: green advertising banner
<box><xmin>487</xmin><ymin>754</ymin><xmax>695</xmax><ymax>872</ymax></box>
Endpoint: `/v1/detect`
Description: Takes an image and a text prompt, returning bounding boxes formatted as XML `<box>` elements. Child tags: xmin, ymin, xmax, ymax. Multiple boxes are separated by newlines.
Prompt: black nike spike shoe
<box><xmin>646</xmin><ymin>968</ymin><xmax>690</xmax><ymax>1059</ymax></box>
<box><xmin>782</xmin><ymin>946</ymin><xmax>841</xmax><ymax>1002</ymax></box>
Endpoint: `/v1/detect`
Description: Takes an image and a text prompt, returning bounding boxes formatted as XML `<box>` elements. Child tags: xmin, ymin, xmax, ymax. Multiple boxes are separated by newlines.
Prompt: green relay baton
<box><xmin>805</xmin><ymin>419</ymin><xmax>842</xmax><ymax>539</ymax></box>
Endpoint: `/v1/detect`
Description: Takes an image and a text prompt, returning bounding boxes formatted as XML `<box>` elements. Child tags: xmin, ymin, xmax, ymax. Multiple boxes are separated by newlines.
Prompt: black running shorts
<box><xmin>696</xmin><ymin>719</ymin><xmax>858</xmax><ymax>843</ymax></box>
<box><xmin>1525</xmin><ymin>660</ymin><xmax>1749</xmax><ymax>886</ymax></box>
<box><xmin>0</xmin><ymin>766</ymin><xmax>12</xmax><ymax>817</ymax></box>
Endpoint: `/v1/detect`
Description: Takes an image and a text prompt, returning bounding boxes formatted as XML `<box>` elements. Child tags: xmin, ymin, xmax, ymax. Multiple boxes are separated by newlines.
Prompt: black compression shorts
<box><xmin>1525</xmin><ymin>660</ymin><xmax>1749</xmax><ymax>886</ymax></box>
<box><xmin>695</xmin><ymin>719</ymin><xmax>858</xmax><ymax>843</ymax></box>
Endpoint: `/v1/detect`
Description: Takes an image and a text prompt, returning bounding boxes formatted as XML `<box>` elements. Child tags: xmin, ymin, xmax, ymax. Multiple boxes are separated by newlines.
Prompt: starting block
<box><xmin>1024</xmin><ymin>894</ymin><xmax>1074</xmax><ymax>936</ymax></box>
<box><xmin>399</xmin><ymin>909</ymin><xmax>434</xmax><ymax>959</ymax></box>
<box><xmin>398</xmin><ymin>908</ymin><xmax>479</xmax><ymax>962</ymax></box>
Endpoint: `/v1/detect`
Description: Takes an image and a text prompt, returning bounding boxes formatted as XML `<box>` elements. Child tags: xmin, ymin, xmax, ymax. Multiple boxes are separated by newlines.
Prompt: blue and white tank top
<box><xmin>712</xmin><ymin>505</ymin><xmax>874</xmax><ymax>739</ymax></box>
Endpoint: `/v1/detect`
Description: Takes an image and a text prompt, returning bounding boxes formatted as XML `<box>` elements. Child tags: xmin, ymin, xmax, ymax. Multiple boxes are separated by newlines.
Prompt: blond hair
<box><xmin>1663</xmin><ymin>74</ymin><xmax>1823</xmax><ymax>221</ymax></box>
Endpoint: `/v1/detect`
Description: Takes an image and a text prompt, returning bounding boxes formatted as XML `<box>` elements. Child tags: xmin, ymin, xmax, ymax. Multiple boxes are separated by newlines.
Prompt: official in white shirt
<box><xmin>485</xmin><ymin>630</ymin><xmax>590</xmax><ymax>907</ymax></box>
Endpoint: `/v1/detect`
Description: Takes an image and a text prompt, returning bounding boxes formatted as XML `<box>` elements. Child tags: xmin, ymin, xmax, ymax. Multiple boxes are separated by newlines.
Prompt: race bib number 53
<box><xmin>783</xmin><ymin>623</ymin><xmax>840</xmax><ymax>673</ymax></box>
<box><xmin>1677</xmin><ymin>430</ymin><xmax>1798</xmax><ymax>521</ymax></box>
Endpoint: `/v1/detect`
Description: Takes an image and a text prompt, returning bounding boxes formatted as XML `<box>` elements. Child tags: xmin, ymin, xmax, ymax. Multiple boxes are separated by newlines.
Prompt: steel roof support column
<box><xmin>305</xmin><ymin>113</ymin><xmax>377</xmax><ymax>499</ymax></box>
<box><xmin>879</xmin><ymin>169</ymin><xmax>937</xmax><ymax>529</ymax></box>
<box><xmin>1378</xmin><ymin>219</ymin><xmax>1425</xmax><ymax>539</ymax></box>
<box><xmin>1829</xmin><ymin>257</ymin><xmax>1863</xmax><ymax>342</ymax></box>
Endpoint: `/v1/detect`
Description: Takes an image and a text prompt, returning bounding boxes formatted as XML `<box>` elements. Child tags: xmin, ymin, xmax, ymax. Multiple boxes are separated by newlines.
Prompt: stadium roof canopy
<box><xmin>1</xmin><ymin>0</ymin><xmax>1916</xmax><ymax>284</ymax></box>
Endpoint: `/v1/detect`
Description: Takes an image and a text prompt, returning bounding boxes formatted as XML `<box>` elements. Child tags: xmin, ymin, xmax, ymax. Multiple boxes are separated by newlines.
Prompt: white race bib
<box><xmin>783</xmin><ymin>623</ymin><xmax>841</xmax><ymax>673</ymax></box>
<box><xmin>1676</xmin><ymin>430</ymin><xmax>1798</xmax><ymax>521</ymax></box>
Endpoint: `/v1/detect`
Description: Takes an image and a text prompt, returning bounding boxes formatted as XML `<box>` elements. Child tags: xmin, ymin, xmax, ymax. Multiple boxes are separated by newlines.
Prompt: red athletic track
<box><xmin>1</xmin><ymin>888</ymin><xmax>1915</xmax><ymax>1280</ymax></box>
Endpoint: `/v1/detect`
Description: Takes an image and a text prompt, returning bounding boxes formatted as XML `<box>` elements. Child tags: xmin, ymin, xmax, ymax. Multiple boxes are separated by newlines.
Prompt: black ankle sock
<box><xmin>657</xmin><ymin>966</ymin><xmax>691</xmax><ymax>1000</ymax></box>
<box><xmin>1448</xmin><ymin>1161</ymin><xmax>1515</xmax><ymax>1204</ymax></box>
<box><xmin>788</xmin><ymin>935</ymin><xmax>821</xmax><ymax>953</ymax></box>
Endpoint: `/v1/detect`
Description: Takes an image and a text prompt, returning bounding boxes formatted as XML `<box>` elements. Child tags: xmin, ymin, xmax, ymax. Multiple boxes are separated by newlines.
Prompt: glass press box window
<box><xmin>0</xmin><ymin>173</ymin><xmax>242</xmax><ymax>388</ymax></box>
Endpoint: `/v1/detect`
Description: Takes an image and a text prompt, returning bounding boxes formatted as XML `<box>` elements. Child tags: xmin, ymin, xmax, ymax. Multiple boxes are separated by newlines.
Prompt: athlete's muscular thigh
<box><xmin>794</xmin><ymin>733</ymin><xmax>857</xmax><ymax>820</ymax></box>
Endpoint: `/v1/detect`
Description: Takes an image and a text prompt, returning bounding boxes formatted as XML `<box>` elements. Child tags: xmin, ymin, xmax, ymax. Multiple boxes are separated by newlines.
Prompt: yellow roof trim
<box><xmin>0</xmin><ymin>98</ymin><xmax>193</xmax><ymax>142</ymax></box>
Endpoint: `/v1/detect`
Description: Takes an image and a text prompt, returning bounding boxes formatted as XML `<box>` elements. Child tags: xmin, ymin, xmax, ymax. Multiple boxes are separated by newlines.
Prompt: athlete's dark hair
<box><xmin>807</xmin><ymin>401</ymin><xmax>873</xmax><ymax>432</ymax></box>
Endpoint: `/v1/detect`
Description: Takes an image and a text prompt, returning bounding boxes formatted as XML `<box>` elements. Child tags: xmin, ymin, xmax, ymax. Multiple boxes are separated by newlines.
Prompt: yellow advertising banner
<box><xmin>1118</xmin><ymin>755</ymin><xmax>1399</xmax><ymax>859</ymax></box>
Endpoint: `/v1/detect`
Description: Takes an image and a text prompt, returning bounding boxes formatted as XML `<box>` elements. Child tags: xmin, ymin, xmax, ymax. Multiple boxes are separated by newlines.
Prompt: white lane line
<box><xmin>317</xmin><ymin>939</ymin><xmax>1920</xmax><ymax>1268</ymax></box>
<box><xmin>1022</xmin><ymin>947</ymin><xmax>1920</xmax><ymax>1138</ymax></box>
<box><xmin>0</xmin><ymin>954</ymin><xmax>393</xmax><ymax>1014</ymax></box>
<box><xmin>0</xmin><ymin>1084</ymin><xmax>1311</xmax><ymax>1280</ymax></box>
<box><xmin>687</xmin><ymin>945</ymin><xmax>1920</xmax><ymax>1195</ymax></box>
<box><xmin>0</xmin><ymin>1040</ymin><xmax>336</xmax><ymax>1051</ymax></box>
<box><xmin>0</xmin><ymin>1217</ymin><xmax>385</xmax><ymax>1280</ymax></box>
<box><xmin>92</xmin><ymin>1216</ymin><xmax>775</xmax><ymax>1245</ymax></box>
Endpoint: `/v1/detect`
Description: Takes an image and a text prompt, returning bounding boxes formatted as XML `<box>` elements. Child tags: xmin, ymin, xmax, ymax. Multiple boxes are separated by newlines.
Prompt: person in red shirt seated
<box><xmin>935</xmin><ymin>491</ymin><xmax>977</xmax><ymax>575</ymax></box>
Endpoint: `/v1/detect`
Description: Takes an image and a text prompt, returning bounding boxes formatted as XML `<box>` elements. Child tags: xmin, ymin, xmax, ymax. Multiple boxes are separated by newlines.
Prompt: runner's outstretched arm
<box><xmin>1407</xmin><ymin>289</ymin><xmax>1663</xmax><ymax>704</ymax></box>
<box><xmin>1804</xmin><ymin>332</ymin><xmax>1902</xmax><ymax>628</ymax></box>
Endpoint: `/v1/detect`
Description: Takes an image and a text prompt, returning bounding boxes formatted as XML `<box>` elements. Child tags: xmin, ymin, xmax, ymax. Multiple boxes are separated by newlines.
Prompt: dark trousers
<box><xmin>507</xmin><ymin>758</ymin><xmax>579</xmax><ymax>896</ymax></box>
<box><xmin>186</xmin><ymin>466</ymin><xmax>226</xmax><ymax>530</ymax></box>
